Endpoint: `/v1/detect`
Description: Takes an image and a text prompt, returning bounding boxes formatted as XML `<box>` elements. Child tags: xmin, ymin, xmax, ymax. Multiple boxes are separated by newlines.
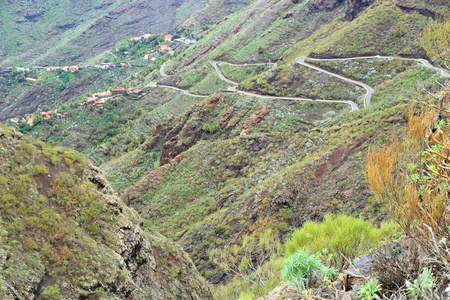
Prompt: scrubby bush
<box><xmin>42</xmin><ymin>284</ymin><xmax>62</xmax><ymax>300</ymax></box>
<box><xmin>33</xmin><ymin>164</ymin><xmax>49</xmax><ymax>176</ymax></box>
<box><xmin>202</xmin><ymin>123</ymin><xmax>220</xmax><ymax>133</ymax></box>
<box><xmin>285</xmin><ymin>214</ymin><xmax>399</xmax><ymax>267</ymax></box>
<box><xmin>118</xmin><ymin>270</ymin><xmax>128</xmax><ymax>281</ymax></box>
<box><xmin>282</xmin><ymin>248</ymin><xmax>338</xmax><ymax>292</ymax></box>
<box><xmin>372</xmin><ymin>240</ymin><xmax>421</xmax><ymax>294</ymax></box>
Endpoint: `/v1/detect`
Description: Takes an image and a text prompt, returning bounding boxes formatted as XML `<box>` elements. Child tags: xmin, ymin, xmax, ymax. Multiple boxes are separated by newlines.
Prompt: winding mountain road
<box><xmin>160</xmin><ymin>63</ymin><xmax>169</xmax><ymax>77</ymax></box>
<box><xmin>154</xmin><ymin>55</ymin><xmax>449</xmax><ymax>112</ymax></box>
<box><xmin>306</xmin><ymin>55</ymin><xmax>450</xmax><ymax>78</ymax></box>
<box><xmin>209</xmin><ymin>61</ymin><xmax>239</xmax><ymax>85</ymax></box>
<box><xmin>296</xmin><ymin>57</ymin><xmax>373</xmax><ymax>108</ymax></box>
<box><xmin>210</xmin><ymin>60</ymin><xmax>360</xmax><ymax>110</ymax></box>
<box><xmin>216</xmin><ymin>61</ymin><xmax>277</xmax><ymax>67</ymax></box>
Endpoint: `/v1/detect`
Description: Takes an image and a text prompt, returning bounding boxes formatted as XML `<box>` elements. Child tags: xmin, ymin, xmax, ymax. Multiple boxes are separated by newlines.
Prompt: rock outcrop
<box><xmin>0</xmin><ymin>125</ymin><xmax>212</xmax><ymax>299</ymax></box>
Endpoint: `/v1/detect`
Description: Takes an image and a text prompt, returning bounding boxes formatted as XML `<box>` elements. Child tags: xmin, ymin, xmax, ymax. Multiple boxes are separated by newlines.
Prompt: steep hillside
<box><xmin>99</xmin><ymin>1</ymin><xmax>449</xmax><ymax>294</ymax></box>
<box><xmin>0</xmin><ymin>0</ymin><xmax>249</xmax><ymax>67</ymax></box>
<box><xmin>27</xmin><ymin>88</ymin><xmax>200</xmax><ymax>166</ymax></box>
<box><xmin>0</xmin><ymin>124</ymin><xmax>212</xmax><ymax>299</ymax></box>
<box><xmin>159</xmin><ymin>0</ymin><xmax>435</xmax><ymax>100</ymax></box>
<box><xmin>108</xmin><ymin>57</ymin><xmax>446</xmax><ymax>286</ymax></box>
<box><xmin>0</xmin><ymin>0</ymin><xmax>449</xmax><ymax>298</ymax></box>
<box><xmin>0</xmin><ymin>66</ymin><xmax>135</xmax><ymax>122</ymax></box>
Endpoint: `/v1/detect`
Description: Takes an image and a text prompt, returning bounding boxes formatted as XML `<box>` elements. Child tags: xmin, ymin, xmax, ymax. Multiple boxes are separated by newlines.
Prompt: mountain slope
<box><xmin>99</xmin><ymin>0</ymin><xmax>449</xmax><ymax>291</ymax></box>
<box><xmin>0</xmin><ymin>124</ymin><xmax>212</xmax><ymax>299</ymax></box>
<box><xmin>0</xmin><ymin>0</ymin><xmax>449</xmax><ymax>298</ymax></box>
<box><xmin>0</xmin><ymin>0</ymin><xmax>249</xmax><ymax>67</ymax></box>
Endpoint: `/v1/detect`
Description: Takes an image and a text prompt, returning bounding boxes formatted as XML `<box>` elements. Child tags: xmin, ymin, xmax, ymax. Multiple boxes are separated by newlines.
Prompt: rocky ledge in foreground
<box><xmin>0</xmin><ymin>125</ymin><xmax>212</xmax><ymax>299</ymax></box>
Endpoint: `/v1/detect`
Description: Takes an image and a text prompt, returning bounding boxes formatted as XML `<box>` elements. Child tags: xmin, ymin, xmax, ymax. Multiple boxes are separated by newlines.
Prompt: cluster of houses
<box><xmin>1</xmin><ymin>33</ymin><xmax>199</xmax><ymax>74</ymax></box>
<box><xmin>10</xmin><ymin>115</ymin><xmax>35</xmax><ymax>125</ymax></box>
<box><xmin>130</xmin><ymin>33</ymin><xmax>187</xmax><ymax>54</ymax></box>
<box><xmin>2</xmin><ymin>31</ymin><xmax>200</xmax><ymax>74</ymax></box>
<box><xmin>83</xmin><ymin>97</ymin><xmax>105</xmax><ymax>109</ymax></box>
<box><xmin>159</xmin><ymin>34</ymin><xmax>198</xmax><ymax>51</ymax></box>
<box><xmin>45</xmin><ymin>66</ymin><xmax>79</xmax><ymax>72</ymax></box>
<box><xmin>9</xmin><ymin>86</ymin><xmax>146</xmax><ymax>126</ymax></box>
<box><xmin>82</xmin><ymin>87</ymin><xmax>130</xmax><ymax>109</ymax></box>
<box><xmin>10</xmin><ymin>110</ymin><xmax>68</xmax><ymax>126</ymax></box>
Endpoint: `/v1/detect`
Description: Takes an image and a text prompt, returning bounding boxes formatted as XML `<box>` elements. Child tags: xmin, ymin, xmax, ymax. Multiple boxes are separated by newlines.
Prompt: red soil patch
<box><xmin>208</xmin><ymin>95</ymin><xmax>223</xmax><ymax>105</ymax></box>
<box><xmin>331</xmin><ymin>146</ymin><xmax>346</xmax><ymax>164</ymax></box>
<box><xmin>314</xmin><ymin>163</ymin><xmax>328</xmax><ymax>183</ymax></box>
<box><xmin>220</xmin><ymin>109</ymin><xmax>234</xmax><ymax>123</ymax></box>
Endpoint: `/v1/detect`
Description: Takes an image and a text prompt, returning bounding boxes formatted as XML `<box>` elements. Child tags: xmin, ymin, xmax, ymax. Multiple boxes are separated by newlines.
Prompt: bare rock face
<box><xmin>391</xmin><ymin>0</ymin><xmax>449</xmax><ymax>19</ymax></box>
<box><xmin>345</xmin><ymin>0</ymin><xmax>375</xmax><ymax>20</ymax></box>
<box><xmin>306</xmin><ymin>0</ymin><xmax>375</xmax><ymax>21</ymax></box>
<box><xmin>0</xmin><ymin>125</ymin><xmax>212</xmax><ymax>299</ymax></box>
<box><xmin>258</xmin><ymin>282</ymin><xmax>300</xmax><ymax>300</ymax></box>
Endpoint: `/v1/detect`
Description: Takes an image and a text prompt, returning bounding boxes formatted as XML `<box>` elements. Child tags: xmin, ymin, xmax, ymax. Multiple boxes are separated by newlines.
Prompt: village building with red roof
<box><xmin>68</xmin><ymin>66</ymin><xmax>79</xmax><ymax>72</ymax></box>
<box><xmin>39</xmin><ymin>111</ymin><xmax>53</xmax><ymax>120</ymax></box>
<box><xmin>112</xmin><ymin>87</ymin><xmax>125</xmax><ymax>96</ymax></box>
<box><xmin>26</xmin><ymin>115</ymin><xmax>34</xmax><ymax>125</ymax></box>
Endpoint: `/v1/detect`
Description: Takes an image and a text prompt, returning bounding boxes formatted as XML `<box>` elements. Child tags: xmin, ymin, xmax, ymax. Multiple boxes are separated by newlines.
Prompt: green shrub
<box><xmin>42</xmin><ymin>284</ymin><xmax>62</xmax><ymax>300</ymax></box>
<box><xmin>50</xmin><ymin>155</ymin><xmax>61</xmax><ymax>165</ymax></box>
<box><xmin>282</xmin><ymin>248</ymin><xmax>338</xmax><ymax>291</ymax></box>
<box><xmin>358</xmin><ymin>278</ymin><xmax>381</xmax><ymax>299</ymax></box>
<box><xmin>285</xmin><ymin>214</ymin><xmax>399</xmax><ymax>267</ymax></box>
<box><xmin>407</xmin><ymin>268</ymin><xmax>435</xmax><ymax>299</ymax></box>
<box><xmin>170</xmin><ymin>265</ymin><xmax>180</xmax><ymax>277</ymax></box>
<box><xmin>95</xmin><ymin>287</ymin><xmax>108</xmax><ymax>298</ymax></box>
<box><xmin>33</xmin><ymin>164</ymin><xmax>49</xmax><ymax>176</ymax></box>
<box><xmin>212</xmin><ymin>256</ymin><xmax>284</xmax><ymax>300</ymax></box>
<box><xmin>202</xmin><ymin>123</ymin><xmax>220</xmax><ymax>133</ymax></box>
<box><xmin>118</xmin><ymin>270</ymin><xmax>128</xmax><ymax>281</ymax></box>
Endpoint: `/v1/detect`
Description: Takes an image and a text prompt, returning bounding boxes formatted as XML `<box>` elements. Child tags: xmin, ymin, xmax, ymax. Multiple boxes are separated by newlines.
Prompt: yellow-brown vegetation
<box><xmin>367</xmin><ymin>89</ymin><xmax>450</xmax><ymax>284</ymax></box>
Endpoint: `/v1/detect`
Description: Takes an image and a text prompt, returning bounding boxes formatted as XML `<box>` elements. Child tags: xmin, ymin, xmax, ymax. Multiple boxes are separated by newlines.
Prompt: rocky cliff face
<box><xmin>0</xmin><ymin>125</ymin><xmax>212</xmax><ymax>299</ymax></box>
